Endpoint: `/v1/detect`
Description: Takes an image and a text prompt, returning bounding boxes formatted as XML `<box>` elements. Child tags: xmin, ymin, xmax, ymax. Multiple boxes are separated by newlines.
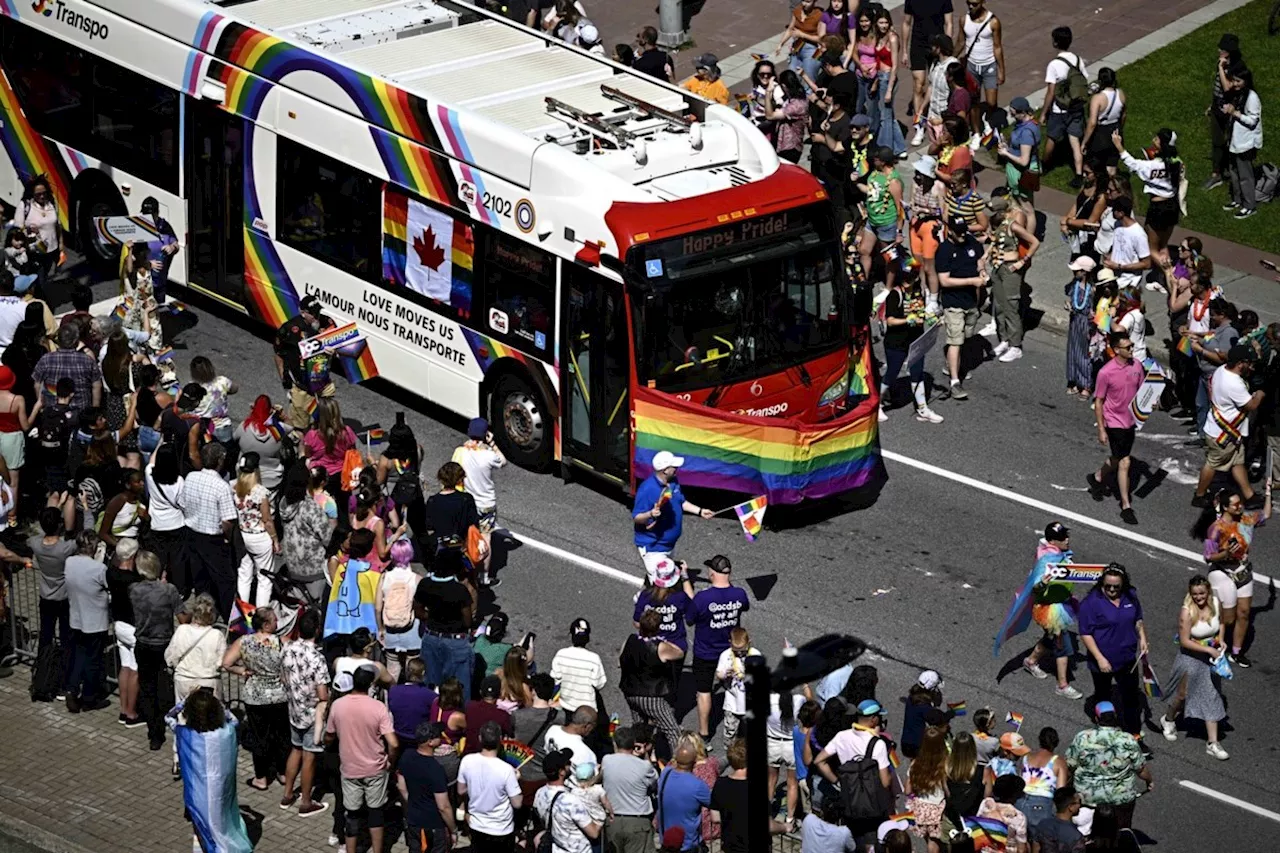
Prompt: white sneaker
<box><xmin>1160</xmin><ymin>715</ymin><xmax>1178</xmax><ymax>742</ymax></box>
<box><xmin>978</xmin><ymin>320</ymin><xmax>997</xmax><ymax>337</ymax></box>
<box><xmin>1055</xmin><ymin>684</ymin><xmax>1083</xmax><ymax>699</ymax></box>
<box><xmin>1206</xmin><ymin>741</ymin><xmax>1230</xmax><ymax>760</ymax></box>
<box><xmin>925</xmin><ymin>296</ymin><xmax>939</xmax><ymax>316</ymax></box>
<box><xmin>998</xmin><ymin>347</ymin><xmax>1023</xmax><ymax>363</ymax></box>
<box><xmin>1145</xmin><ymin>280</ymin><xmax>1168</xmax><ymax>293</ymax></box>
<box><xmin>910</xmin><ymin>124</ymin><xmax>926</xmax><ymax>146</ymax></box>
<box><xmin>992</xmin><ymin>341</ymin><xmax>1010</xmax><ymax>356</ymax></box>
<box><xmin>878</xmin><ymin>407</ymin><xmax>889</xmax><ymax>423</ymax></box>
<box><xmin>969</xmin><ymin>134</ymin><xmax>980</xmax><ymax>152</ymax></box>
<box><xmin>1023</xmin><ymin>660</ymin><xmax>1048</xmax><ymax>679</ymax></box>
<box><xmin>328</xmin><ymin>835</ymin><xmax>340</xmax><ymax>848</ymax></box>
<box><xmin>915</xmin><ymin>407</ymin><xmax>944</xmax><ymax>423</ymax></box>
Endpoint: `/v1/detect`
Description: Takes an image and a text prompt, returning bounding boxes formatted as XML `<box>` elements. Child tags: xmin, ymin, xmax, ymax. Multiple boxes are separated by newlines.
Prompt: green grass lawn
<box><xmin>1040</xmin><ymin>0</ymin><xmax>1279</xmax><ymax>251</ymax></box>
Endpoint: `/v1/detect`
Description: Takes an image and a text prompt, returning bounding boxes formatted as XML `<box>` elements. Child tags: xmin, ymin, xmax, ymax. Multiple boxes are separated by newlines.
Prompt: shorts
<box><xmin>1145</xmin><ymin>196</ymin><xmax>1180</xmax><ymax>231</ymax></box>
<box><xmin>405</xmin><ymin>826</ymin><xmax>451</xmax><ymax>853</ymax></box>
<box><xmin>910</xmin><ymin>219</ymin><xmax>941</xmax><ymax>260</ymax></box>
<box><xmin>692</xmin><ymin>656</ymin><xmax>719</xmax><ymax>694</ymax></box>
<box><xmin>1208</xmin><ymin>567</ymin><xmax>1253</xmax><ymax>607</ymax></box>
<box><xmin>967</xmin><ymin>60</ymin><xmax>999</xmax><ymax>91</ymax></box>
<box><xmin>477</xmin><ymin>506</ymin><xmax>497</xmax><ymax>534</ymax></box>
<box><xmin>639</xmin><ymin>548</ymin><xmax>674</xmax><ymax>583</ymax></box>
<box><xmin>291</xmin><ymin>723</ymin><xmax>325</xmax><ymax>753</ymax></box>
<box><xmin>114</xmin><ymin>621</ymin><xmax>137</xmax><ymax>671</ymax></box>
<box><xmin>1046</xmin><ymin>108</ymin><xmax>1085</xmax><ymax>141</ymax></box>
<box><xmin>0</xmin><ymin>430</ymin><xmax>24</xmax><ymax>469</ymax></box>
<box><xmin>909</xmin><ymin>41</ymin><xmax>932</xmax><ymax>72</ymax></box>
<box><xmin>1204</xmin><ymin>439</ymin><xmax>1244</xmax><ymax>472</ymax></box>
<box><xmin>286</xmin><ymin>382</ymin><xmax>335</xmax><ymax>430</ymax></box>
<box><xmin>943</xmin><ymin>306</ymin><xmax>979</xmax><ymax>347</ymax></box>
<box><xmin>1106</xmin><ymin>426</ymin><xmax>1135</xmax><ymax>460</ymax></box>
<box><xmin>866</xmin><ymin>222</ymin><xmax>899</xmax><ymax>243</ymax></box>
<box><xmin>341</xmin><ymin>772</ymin><xmax>389</xmax><ymax>810</ymax></box>
<box><xmin>767</xmin><ymin>736</ymin><xmax>796</xmax><ymax>768</ymax></box>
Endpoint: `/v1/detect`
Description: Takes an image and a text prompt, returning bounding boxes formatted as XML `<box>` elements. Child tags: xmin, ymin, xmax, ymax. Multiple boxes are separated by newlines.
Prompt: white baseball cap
<box><xmin>578</xmin><ymin>23</ymin><xmax>599</xmax><ymax>45</ymax></box>
<box><xmin>917</xmin><ymin>669</ymin><xmax>943</xmax><ymax>690</ymax></box>
<box><xmin>651</xmin><ymin>450</ymin><xmax>685</xmax><ymax>471</ymax></box>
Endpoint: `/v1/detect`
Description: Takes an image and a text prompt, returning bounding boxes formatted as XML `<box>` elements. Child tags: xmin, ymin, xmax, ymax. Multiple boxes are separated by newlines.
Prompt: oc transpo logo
<box><xmin>32</xmin><ymin>0</ymin><xmax>52</xmax><ymax>15</ymax></box>
<box><xmin>34</xmin><ymin>0</ymin><xmax>110</xmax><ymax>39</ymax></box>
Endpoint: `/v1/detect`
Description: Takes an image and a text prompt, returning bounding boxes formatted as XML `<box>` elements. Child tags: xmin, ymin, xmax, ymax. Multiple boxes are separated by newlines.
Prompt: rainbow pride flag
<box><xmin>947</xmin><ymin>701</ymin><xmax>967</xmax><ymax>717</ymax></box>
<box><xmin>889</xmin><ymin>812</ymin><xmax>916</xmax><ymax>825</ymax></box>
<box><xmin>1177</xmin><ymin>335</ymin><xmax>1196</xmax><ymax>357</ymax></box>
<box><xmin>887</xmin><ymin>746</ymin><xmax>901</xmax><ymax>768</ymax></box>
<box><xmin>1093</xmin><ymin>298</ymin><xmax>1112</xmax><ymax>334</ymax></box>
<box><xmin>966</xmin><ymin>816</ymin><xmax>1009</xmax><ymax>850</ymax></box>
<box><xmin>227</xmin><ymin>599</ymin><xmax>256</xmax><ymax>637</ymax></box>
<box><xmin>337</xmin><ymin>347</ymin><xmax>379</xmax><ymax>384</ymax></box>
<box><xmin>632</xmin><ymin>350</ymin><xmax>882</xmax><ymax>504</ymax></box>
<box><xmin>366</xmin><ymin>428</ymin><xmax>387</xmax><ymax>445</ymax></box>
<box><xmin>732</xmin><ymin>495</ymin><xmax>768</xmax><ymax>542</ymax></box>
<box><xmin>1006</xmin><ymin>711</ymin><xmax>1024</xmax><ymax>731</ymax></box>
<box><xmin>500</xmin><ymin>738</ymin><xmax>536</xmax><ymax>770</ymax></box>
<box><xmin>1141</xmin><ymin>653</ymin><xmax>1164</xmax><ymax>699</ymax></box>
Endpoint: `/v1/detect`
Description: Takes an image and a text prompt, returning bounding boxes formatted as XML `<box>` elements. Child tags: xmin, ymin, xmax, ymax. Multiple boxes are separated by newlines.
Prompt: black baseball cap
<box><xmin>703</xmin><ymin>555</ymin><xmax>732</xmax><ymax>574</ymax></box>
<box><xmin>570</xmin><ymin>618</ymin><xmax>591</xmax><ymax>641</ymax></box>
<box><xmin>1044</xmin><ymin>522</ymin><xmax>1069</xmax><ymax>543</ymax></box>
<box><xmin>299</xmin><ymin>294</ymin><xmax>324</xmax><ymax>316</ymax></box>
<box><xmin>543</xmin><ymin>748</ymin><xmax>574</xmax><ymax>779</ymax></box>
<box><xmin>480</xmin><ymin>675</ymin><xmax>502</xmax><ymax>698</ymax></box>
<box><xmin>176</xmin><ymin>382</ymin><xmax>207</xmax><ymax>412</ymax></box>
<box><xmin>1227</xmin><ymin>344</ymin><xmax>1256</xmax><ymax>366</ymax></box>
<box><xmin>946</xmin><ymin>214</ymin><xmax>969</xmax><ymax>232</ymax></box>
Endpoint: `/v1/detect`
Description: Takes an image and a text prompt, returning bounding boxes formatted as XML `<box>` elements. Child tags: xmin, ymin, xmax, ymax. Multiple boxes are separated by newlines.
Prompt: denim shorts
<box><xmin>967</xmin><ymin>60</ymin><xmax>999</xmax><ymax>90</ymax></box>
<box><xmin>1046</xmin><ymin>109</ymin><xmax>1084</xmax><ymax>140</ymax></box>
<box><xmin>866</xmin><ymin>222</ymin><xmax>899</xmax><ymax>243</ymax></box>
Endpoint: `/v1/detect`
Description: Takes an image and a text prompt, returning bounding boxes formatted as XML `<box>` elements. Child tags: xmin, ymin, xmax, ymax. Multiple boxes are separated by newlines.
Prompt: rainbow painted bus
<box><xmin>0</xmin><ymin>0</ymin><xmax>882</xmax><ymax>503</ymax></box>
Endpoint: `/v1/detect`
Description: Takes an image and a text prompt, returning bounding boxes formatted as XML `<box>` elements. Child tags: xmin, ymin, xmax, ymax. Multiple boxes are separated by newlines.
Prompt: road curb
<box><xmin>0</xmin><ymin>808</ymin><xmax>100</xmax><ymax>853</ymax></box>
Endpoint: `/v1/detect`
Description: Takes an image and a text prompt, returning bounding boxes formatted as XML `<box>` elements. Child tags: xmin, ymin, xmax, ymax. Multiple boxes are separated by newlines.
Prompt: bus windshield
<box><xmin>632</xmin><ymin>240</ymin><xmax>845</xmax><ymax>394</ymax></box>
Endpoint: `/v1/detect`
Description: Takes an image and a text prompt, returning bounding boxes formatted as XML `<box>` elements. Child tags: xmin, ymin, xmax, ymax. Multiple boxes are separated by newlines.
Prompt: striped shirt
<box><xmin>549</xmin><ymin>646</ymin><xmax>607</xmax><ymax>712</ymax></box>
<box><xmin>946</xmin><ymin>189</ymin><xmax>987</xmax><ymax>228</ymax></box>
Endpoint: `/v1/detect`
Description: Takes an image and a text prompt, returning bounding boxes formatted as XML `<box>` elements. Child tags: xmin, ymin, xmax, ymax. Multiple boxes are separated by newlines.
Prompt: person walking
<box><xmin>873</xmin><ymin>8</ymin><xmax>907</xmax><ymax>157</ymax></box>
<box><xmin>901</xmin><ymin>0</ymin><xmax>954</xmax><ymax>145</ymax></box>
<box><xmin>64</xmin><ymin>530</ymin><xmax>110</xmax><ymax>713</ymax></box>
<box><xmin>1221</xmin><ymin>63</ymin><xmax>1263</xmax><ymax>220</ymax></box>
<box><xmin>1158</xmin><ymin>575</ymin><xmax>1230</xmax><ymax>759</ymax></box>
<box><xmin>602</xmin><ymin>726</ymin><xmax>658</xmax><ymax>853</ymax></box>
<box><xmin>1088</xmin><ymin>332</ymin><xmax>1144</xmax><ymax>524</ymax></box>
<box><xmin>130</xmin><ymin>550</ymin><xmax>181</xmax><ymax>749</ymax></box>
<box><xmin>224</xmin><ymin>606</ymin><xmax>291</xmax><ymax>791</ymax></box>
<box><xmin>274</xmin><ymin>294</ymin><xmax>335</xmax><ymax>431</ymax></box>
<box><xmin>550</xmin><ymin>618</ymin><xmax>607</xmax><ymax>719</ymax></box>
<box><xmin>326</xmin><ymin>666</ymin><xmax>399</xmax><ymax>853</ymax></box>
<box><xmin>455</xmin><ymin>417</ymin><xmax>505</xmax><ymax>587</ymax></box>
<box><xmin>954</xmin><ymin>0</ymin><xmax>1003</xmax><ymax>141</ymax></box>
<box><xmin>619</xmin><ymin>610</ymin><xmax>684</xmax><ymax>756</ymax></box>
<box><xmin>1065</xmin><ymin>701</ymin><xmax>1152</xmax><ymax>846</ymax></box>
<box><xmin>1082</xmin><ymin>69</ymin><xmax>1126</xmax><ymax>176</ymax></box>
<box><xmin>280</xmin><ymin>609</ymin><xmax>332</xmax><ymax>817</ymax></box>
<box><xmin>1191</xmin><ymin>488</ymin><xmax>1269</xmax><ymax>669</ymax></box>
<box><xmin>1194</xmin><ymin>346</ymin><xmax>1264</xmax><ymax>509</ymax></box>
<box><xmin>168</xmin><ymin>689</ymin><xmax>254</xmax><ymax>853</ymax></box>
<box><xmin>1020</xmin><ymin>522</ymin><xmax>1085</xmax><ymax>699</ymax></box>
<box><xmin>1077</xmin><ymin>565</ymin><xmax>1148</xmax><ymax>747</ymax></box>
<box><xmin>1040</xmin><ymin>26</ymin><xmax>1088</xmax><ymax>187</ymax></box>
<box><xmin>687</xmin><ymin>555</ymin><xmax>750</xmax><ymax>742</ymax></box>
<box><xmin>777</xmin><ymin>0</ymin><xmax>824</xmax><ymax>87</ymax></box>
<box><xmin>458</xmin><ymin>720</ymin><xmax>523</xmax><ymax>853</ymax></box>
<box><xmin>181</xmin><ymin>443</ymin><xmax>239</xmax><ymax>620</ymax></box>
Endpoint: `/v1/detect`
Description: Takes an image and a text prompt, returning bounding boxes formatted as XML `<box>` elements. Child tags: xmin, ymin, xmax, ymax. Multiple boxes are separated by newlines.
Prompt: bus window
<box><xmin>0</xmin><ymin>17</ymin><xmax>178</xmax><ymax>193</ymax></box>
<box><xmin>477</xmin><ymin>230</ymin><xmax>556</xmax><ymax>358</ymax></box>
<box><xmin>277</xmin><ymin>138</ymin><xmax>381</xmax><ymax>281</ymax></box>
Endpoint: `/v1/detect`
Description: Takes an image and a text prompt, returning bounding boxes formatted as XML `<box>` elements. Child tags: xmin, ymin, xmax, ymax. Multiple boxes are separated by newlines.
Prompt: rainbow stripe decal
<box><xmin>461</xmin><ymin>329</ymin><xmax>529</xmax><ymax>374</ymax></box>
<box><xmin>241</xmin><ymin>123</ymin><xmax>298</xmax><ymax>327</ymax></box>
<box><xmin>370</xmin><ymin>126</ymin><xmax>456</xmax><ymax>209</ymax></box>
<box><xmin>0</xmin><ymin>68</ymin><xmax>71</xmax><ymax>228</ymax></box>
<box><xmin>634</xmin><ymin>351</ymin><xmax>883</xmax><ymax>504</ymax></box>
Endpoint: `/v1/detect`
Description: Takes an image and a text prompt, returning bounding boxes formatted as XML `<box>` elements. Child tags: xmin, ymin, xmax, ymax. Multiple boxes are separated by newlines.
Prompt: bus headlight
<box><xmin>818</xmin><ymin>371</ymin><xmax>850</xmax><ymax>406</ymax></box>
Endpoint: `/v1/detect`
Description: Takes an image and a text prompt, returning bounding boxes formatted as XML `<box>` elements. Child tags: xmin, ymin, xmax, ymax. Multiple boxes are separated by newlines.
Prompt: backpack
<box><xmin>384</xmin><ymin>458</ymin><xmax>421</xmax><ymax>507</ymax></box>
<box><xmin>1052</xmin><ymin>56</ymin><xmax>1089</xmax><ymax>110</ymax></box>
<box><xmin>382</xmin><ymin>569</ymin><xmax>416</xmax><ymax>631</ymax></box>
<box><xmin>38</xmin><ymin>403</ymin><xmax>76</xmax><ymax>451</ymax></box>
<box><xmin>837</xmin><ymin>734</ymin><xmax>892</xmax><ymax>822</ymax></box>
<box><xmin>1255</xmin><ymin>162</ymin><xmax>1279</xmax><ymax>204</ymax></box>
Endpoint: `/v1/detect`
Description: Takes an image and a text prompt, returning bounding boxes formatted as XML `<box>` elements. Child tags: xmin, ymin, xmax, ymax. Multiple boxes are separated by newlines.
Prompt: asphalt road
<box><xmin>76</xmin><ymin>274</ymin><xmax>1280</xmax><ymax>850</ymax></box>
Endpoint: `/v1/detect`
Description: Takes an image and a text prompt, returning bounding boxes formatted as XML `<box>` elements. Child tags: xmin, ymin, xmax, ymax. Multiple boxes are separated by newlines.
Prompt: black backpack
<box><xmin>384</xmin><ymin>458</ymin><xmax>421</xmax><ymax>507</ymax></box>
<box><xmin>30</xmin><ymin>640</ymin><xmax>62</xmax><ymax>702</ymax></box>
<box><xmin>838</xmin><ymin>734</ymin><xmax>892</xmax><ymax>822</ymax></box>
<box><xmin>38</xmin><ymin>403</ymin><xmax>75</xmax><ymax>453</ymax></box>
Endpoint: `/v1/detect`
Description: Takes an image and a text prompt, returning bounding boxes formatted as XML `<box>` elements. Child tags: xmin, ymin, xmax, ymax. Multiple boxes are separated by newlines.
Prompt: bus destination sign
<box><xmin>680</xmin><ymin>211</ymin><xmax>796</xmax><ymax>256</ymax></box>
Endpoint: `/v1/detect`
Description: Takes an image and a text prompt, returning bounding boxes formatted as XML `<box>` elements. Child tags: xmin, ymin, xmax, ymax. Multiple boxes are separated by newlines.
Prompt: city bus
<box><xmin>0</xmin><ymin>0</ymin><xmax>883</xmax><ymax>503</ymax></box>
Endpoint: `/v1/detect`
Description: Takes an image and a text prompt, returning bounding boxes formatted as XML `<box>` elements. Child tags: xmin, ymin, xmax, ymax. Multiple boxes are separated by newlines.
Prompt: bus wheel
<box><xmin>489</xmin><ymin>373</ymin><xmax>551</xmax><ymax>471</ymax></box>
<box><xmin>74</xmin><ymin>181</ymin><xmax>126</xmax><ymax>278</ymax></box>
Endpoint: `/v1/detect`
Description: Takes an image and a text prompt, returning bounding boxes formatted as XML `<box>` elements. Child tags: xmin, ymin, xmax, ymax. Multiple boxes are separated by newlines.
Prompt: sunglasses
<box><xmin>759</xmin><ymin>72</ymin><xmax>774</xmax><ymax>78</ymax></box>
<box><xmin>1103</xmin><ymin>583</ymin><xmax>1123</xmax><ymax>591</ymax></box>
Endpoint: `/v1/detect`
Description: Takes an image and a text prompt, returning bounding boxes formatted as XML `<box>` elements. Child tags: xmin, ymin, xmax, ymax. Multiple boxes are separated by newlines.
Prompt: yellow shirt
<box><xmin>681</xmin><ymin>76</ymin><xmax>730</xmax><ymax>106</ymax></box>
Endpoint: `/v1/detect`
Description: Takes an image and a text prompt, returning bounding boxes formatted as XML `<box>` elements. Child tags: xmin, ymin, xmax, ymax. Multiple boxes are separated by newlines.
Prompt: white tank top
<box><xmin>1188</xmin><ymin>604</ymin><xmax>1219</xmax><ymax>640</ymax></box>
<box><xmin>1097</xmin><ymin>89</ymin><xmax>1124</xmax><ymax>124</ymax></box>
<box><xmin>962</xmin><ymin>12</ymin><xmax>996</xmax><ymax>66</ymax></box>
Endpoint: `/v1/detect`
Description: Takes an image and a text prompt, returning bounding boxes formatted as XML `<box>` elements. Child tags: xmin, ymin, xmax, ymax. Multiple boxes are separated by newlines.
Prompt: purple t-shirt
<box><xmin>1076</xmin><ymin>589</ymin><xmax>1143</xmax><ymax>669</ymax></box>
<box><xmin>634</xmin><ymin>589</ymin><xmax>691</xmax><ymax>651</ymax></box>
<box><xmin>1093</xmin><ymin>358</ymin><xmax>1144</xmax><ymax>428</ymax></box>
<box><xmin>387</xmin><ymin>683</ymin><xmax>438</xmax><ymax>740</ymax></box>
<box><xmin>686</xmin><ymin>586</ymin><xmax>750</xmax><ymax>661</ymax></box>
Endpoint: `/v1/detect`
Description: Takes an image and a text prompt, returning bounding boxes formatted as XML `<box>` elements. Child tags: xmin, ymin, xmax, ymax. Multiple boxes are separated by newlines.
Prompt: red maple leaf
<box><xmin>412</xmin><ymin>225</ymin><xmax>446</xmax><ymax>270</ymax></box>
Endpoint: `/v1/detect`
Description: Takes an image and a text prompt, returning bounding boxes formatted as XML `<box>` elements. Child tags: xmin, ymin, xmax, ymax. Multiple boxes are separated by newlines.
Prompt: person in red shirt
<box><xmin>464</xmin><ymin>675</ymin><xmax>514</xmax><ymax>754</ymax></box>
<box><xmin>1088</xmin><ymin>332</ymin><xmax>1145</xmax><ymax>525</ymax></box>
<box><xmin>325</xmin><ymin>667</ymin><xmax>399</xmax><ymax>853</ymax></box>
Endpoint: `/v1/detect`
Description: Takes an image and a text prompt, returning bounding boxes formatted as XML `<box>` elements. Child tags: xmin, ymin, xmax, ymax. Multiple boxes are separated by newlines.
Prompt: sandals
<box><xmin>246</xmin><ymin>778</ymin><xmax>271</xmax><ymax>792</ymax></box>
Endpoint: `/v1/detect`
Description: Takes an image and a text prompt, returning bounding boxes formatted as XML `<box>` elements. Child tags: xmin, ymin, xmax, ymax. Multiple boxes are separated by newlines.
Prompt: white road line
<box><xmin>507</xmin><ymin>528</ymin><xmax>643</xmax><ymax>588</ymax></box>
<box><xmin>1178</xmin><ymin>780</ymin><xmax>1280</xmax><ymax>823</ymax></box>
<box><xmin>880</xmin><ymin>450</ymin><xmax>1277</xmax><ymax>586</ymax></box>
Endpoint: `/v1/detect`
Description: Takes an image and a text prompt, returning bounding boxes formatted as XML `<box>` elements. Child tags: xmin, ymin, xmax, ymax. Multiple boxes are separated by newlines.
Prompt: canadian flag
<box><xmin>405</xmin><ymin>198</ymin><xmax>454</xmax><ymax>301</ymax></box>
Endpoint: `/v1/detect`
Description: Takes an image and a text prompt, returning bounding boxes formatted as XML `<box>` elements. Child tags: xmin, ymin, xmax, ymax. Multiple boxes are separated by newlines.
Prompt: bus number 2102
<box><xmin>482</xmin><ymin>192</ymin><xmax>512</xmax><ymax>218</ymax></box>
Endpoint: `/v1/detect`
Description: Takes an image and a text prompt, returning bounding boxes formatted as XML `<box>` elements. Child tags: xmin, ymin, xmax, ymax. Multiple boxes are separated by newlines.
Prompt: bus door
<box><xmin>184</xmin><ymin>97</ymin><xmax>245</xmax><ymax>307</ymax></box>
<box><xmin>561</xmin><ymin>265</ymin><xmax>630</xmax><ymax>484</ymax></box>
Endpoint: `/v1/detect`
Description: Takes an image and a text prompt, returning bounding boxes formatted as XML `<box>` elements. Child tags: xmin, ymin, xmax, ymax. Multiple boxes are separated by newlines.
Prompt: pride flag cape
<box><xmin>732</xmin><ymin>495</ymin><xmax>768</xmax><ymax>541</ymax></box>
<box><xmin>174</xmin><ymin>712</ymin><xmax>254</xmax><ymax>853</ymax></box>
<box><xmin>632</xmin><ymin>350</ymin><xmax>882</xmax><ymax>504</ymax></box>
<box><xmin>993</xmin><ymin>552</ymin><xmax>1094</xmax><ymax>656</ymax></box>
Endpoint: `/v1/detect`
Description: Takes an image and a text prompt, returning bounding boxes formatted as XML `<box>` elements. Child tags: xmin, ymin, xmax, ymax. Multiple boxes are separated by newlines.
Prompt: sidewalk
<box><xmin>0</xmin><ymin>669</ymin><xmax>330</xmax><ymax>853</ymax></box>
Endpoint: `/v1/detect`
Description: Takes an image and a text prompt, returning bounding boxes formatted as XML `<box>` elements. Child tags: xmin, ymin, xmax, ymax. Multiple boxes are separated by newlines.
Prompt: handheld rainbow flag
<box><xmin>1093</xmin><ymin>299</ymin><xmax>1112</xmax><ymax>334</ymax></box>
<box><xmin>980</xmin><ymin>128</ymin><xmax>1000</xmax><ymax>152</ymax></box>
<box><xmin>552</xmin><ymin>682</ymin><xmax>562</xmax><ymax>705</ymax></box>
<box><xmin>966</xmin><ymin>816</ymin><xmax>1009</xmax><ymax>851</ymax></box>
<box><xmin>732</xmin><ymin>495</ymin><xmax>768</xmax><ymax>542</ymax></box>
<box><xmin>366</xmin><ymin>428</ymin><xmax>387</xmax><ymax>445</ymax></box>
<box><xmin>947</xmin><ymin>701</ymin><xmax>967</xmax><ymax>717</ymax></box>
<box><xmin>1141</xmin><ymin>653</ymin><xmax>1164</xmax><ymax>699</ymax></box>
<box><xmin>227</xmin><ymin>599</ymin><xmax>256</xmax><ymax>637</ymax></box>
<box><xmin>1177</xmin><ymin>335</ymin><xmax>1196</xmax><ymax>357</ymax></box>
<box><xmin>609</xmin><ymin>713</ymin><xmax>620</xmax><ymax>739</ymax></box>
<box><xmin>887</xmin><ymin>746</ymin><xmax>901</xmax><ymax>768</ymax></box>
<box><xmin>655</xmin><ymin>486</ymin><xmax>673</xmax><ymax>509</ymax></box>
<box><xmin>751</xmin><ymin>52</ymin><xmax>768</xmax><ymax>61</ymax></box>
<box><xmin>889</xmin><ymin>812</ymin><xmax>916</xmax><ymax>825</ymax></box>
<box><xmin>111</xmin><ymin>297</ymin><xmax>133</xmax><ymax>321</ymax></box>
<box><xmin>1006</xmin><ymin>711</ymin><xmax>1024</xmax><ymax>731</ymax></box>
<box><xmin>500</xmin><ymin>738</ymin><xmax>536</xmax><ymax>770</ymax></box>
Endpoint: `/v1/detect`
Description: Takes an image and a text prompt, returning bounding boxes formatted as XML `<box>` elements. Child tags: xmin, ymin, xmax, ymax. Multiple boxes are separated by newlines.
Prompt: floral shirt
<box><xmin>240</xmin><ymin>633</ymin><xmax>287</xmax><ymax>706</ymax></box>
<box><xmin>236</xmin><ymin>484</ymin><xmax>270</xmax><ymax>535</ymax></box>
<box><xmin>282</xmin><ymin>639</ymin><xmax>330</xmax><ymax>730</ymax></box>
<box><xmin>280</xmin><ymin>497</ymin><xmax>331</xmax><ymax>581</ymax></box>
<box><xmin>1065</xmin><ymin>726</ymin><xmax>1145</xmax><ymax>806</ymax></box>
<box><xmin>193</xmin><ymin>376</ymin><xmax>233</xmax><ymax>431</ymax></box>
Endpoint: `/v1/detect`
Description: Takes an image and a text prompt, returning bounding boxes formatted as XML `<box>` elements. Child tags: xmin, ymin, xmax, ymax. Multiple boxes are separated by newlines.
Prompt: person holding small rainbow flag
<box><xmin>632</xmin><ymin>450</ymin><xmax>715</xmax><ymax>584</ymax></box>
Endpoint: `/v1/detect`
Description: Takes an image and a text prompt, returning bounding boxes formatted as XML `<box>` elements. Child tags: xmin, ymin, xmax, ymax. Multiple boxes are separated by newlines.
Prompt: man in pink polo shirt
<box><xmin>1088</xmin><ymin>332</ymin><xmax>1146</xmax><ymax>525</ymax></box>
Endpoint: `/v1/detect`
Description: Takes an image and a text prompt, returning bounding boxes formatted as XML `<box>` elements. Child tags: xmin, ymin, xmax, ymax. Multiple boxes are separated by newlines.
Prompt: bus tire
<box><xmin>73</xmin><ymin>175</ymin><xmax>126</xmax><ymax>278</ymax></box>
<box><xmin>489</xmin><ymin>372</ymin><xmax>552</xmax><ymax>472</ymax></box>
